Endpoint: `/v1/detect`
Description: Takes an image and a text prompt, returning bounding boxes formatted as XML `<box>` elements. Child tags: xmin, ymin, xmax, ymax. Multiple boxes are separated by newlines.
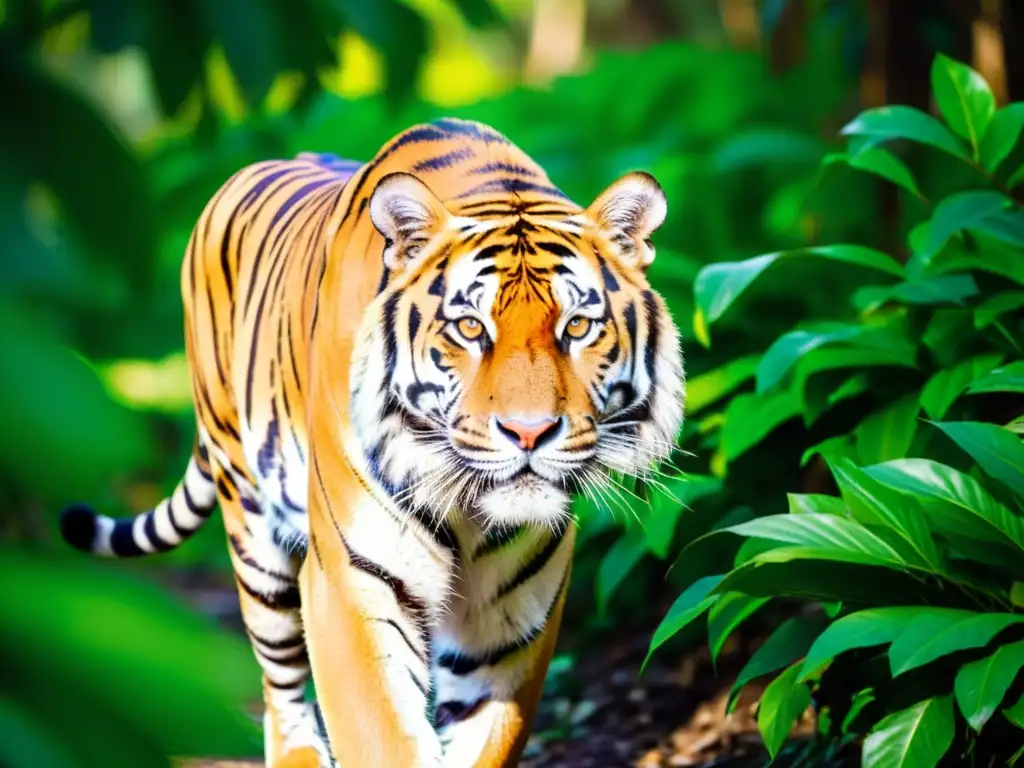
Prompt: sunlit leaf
<box><xmin>645</xmin><ymin>575</ymin><xmax>724</xmax><ymax>667</ymax></box>
<box><xmin>841</xmin><ymin>106</ymin><xmax>969</xmax><ymax>161</ymax></box>
<box><xmin>685</xmin><ymin>356</ymin><xmax>758</xmax><ymax>414</ymax></box>
<box><xmin>967</xmin><ymin>362</ymin><xmax>1024</xmax><ymax>396</ymax></box>
<box><xmin>888</xmin><ymin>611</ymin><xmax>1024</xmax><ymax>676</ymax></box>
<box><xmin>933</xmin><ymin>421</ymin><xmax>1024</xmax><ymax>497</ymax></box>
<box><xmin>955</xmin><ymin>640</ymin><xmax>1024</xmax><ymax>732</ymax></box>
<box><xmin>862</xmin><ymin>696</ymin><xmax>954</xmax><ymax>768</ymax></box>
<box><xmin>756</xmin><ymin>663</ymin><xmax>811</xmax><ymax>759</ymax></box>
<box><xmin>800</xmin><ymin>607</ymin><xmax>930</xmax><ymax>681</ymax></box>
<box><xmin>980</xmin><ymin>103</ymin><xmax>1024</xmax><ymax>171</ymax></box>
<box><xmin>931</xmin><ymin>54</ymin><xmax>995</xmax><ymax>155</ymax></box>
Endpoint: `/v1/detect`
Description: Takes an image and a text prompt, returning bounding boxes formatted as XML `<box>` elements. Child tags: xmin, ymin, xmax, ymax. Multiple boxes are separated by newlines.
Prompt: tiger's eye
<box><xmin>457</xmin><ymin>317</ymin><xmax>483</xmax><ymax>341</ymax></box>
<box><xmin>565</xmin><ymin>317</ymin><xmax>591</xmax><ymax>339</ymax></box>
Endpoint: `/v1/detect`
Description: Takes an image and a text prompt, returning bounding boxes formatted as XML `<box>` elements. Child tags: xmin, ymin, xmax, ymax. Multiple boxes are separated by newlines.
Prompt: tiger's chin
<box><xmin>473</xmin><ymin>471</ymin><xmax>573</xmax><ymax>530</ymax></box>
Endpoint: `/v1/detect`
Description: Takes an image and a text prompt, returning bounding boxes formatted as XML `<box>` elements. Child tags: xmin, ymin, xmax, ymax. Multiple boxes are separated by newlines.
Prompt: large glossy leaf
<box><xmin>756</xmin><ymin>663</ymin><xmax>811</xmax><ymax>759</ymax></box>
<box><xmin>846</xmin><ymin>147</ymin><xmax>922</xmax><ymax>198</ymax></box>
<box><xmin>975</xmin><ymin>292</ymin><xmax>1024</xmax><ymax>328</ymax></box>
<box><xmin>980</xmin><ymin>103</ymin><xmax>1024</xmax><ymax>171</ymax></box>
<box><xmin>645</xmin><ymin>575</ymin><xmax>724</xmax><ymax>667</ymax></box>
<box><xmin>728</xmin><ymin>614</ymin><xmax>829</xmax><ymax>713</ymax></box>
<box><xmin>799</xmin><ymin>607</ymin><xmax>938</xmax><ymax>681</ymax></box>
<box><xmin>720</xmin><ymin>388</ymin><xmax>800</xmax><ymax>461</ymax></box>
<box><xmin>756</xmin><ymin>319</ymin><xmax>913</xmax><ymax>394</ymax></box>
<box><xmin>841</xmin><ymin>105</ymin><xmax>969</xmax><ymax>161</ymax></box>
<box><xmin>861</xmin><ymin>696</ymin><xmax>955</xmax><ymax>768</ymax></box>
<box><xmin>920</xmin><ymin>353</ymin><xmax>1004</xmax><ymax>419</ymax></box>
<box><xmin>595</xmin><ymin>526</ymin><xmax>648</xmax><ymax>614</ymax></box>
<box><xmin>933</xmin><ymin>421</ymin><xmax>1024</xmax><ymax>497</ymax></box>
<box><xmin>955</xmin><ymin>639</ymin><xmax>1024</xmax><ymax>732</ymax></box>
<box><xmin>692</xmin><ymin>245</ymin><xmax>902</xmax><ymax>332</ymax></box>
<box><xmin>924</xmin><ymin>191</ymin><xmax>1016</xmax><ymax>258</ymax></box>
<box><xmin>864</xmin><ymin>459</ymin><xmax>1024</xmax><ymax>555</ymax></box>
<box><xmin>643</xmin><ymin>475</ymin><xmax>722</xmax><ymax>559</ymax></box>
<box><xmin>855</xmin><ymin>395</ymin><xmax>920</xmax><ymax>465</ymax></box>
<box><xmin>931</xmin><ymin>54</ymin><xmax>995</xmax><ymax>154</ymax></box>
<box><xmin>707</xmin><ymin>592</ymin><xmax>770</xmax><ymax>664</ymax></box>
<box><xmin>888</xmin><ymin>611</ymin><xmax>1024</xmax><ymax>676</ymax></box>
<box><xmin>830</xmin><ymin>459</ymin><xmax>943</xmax><ymax>572</ymax></box>
<box><xmin>685</xmin><ymin>356</ymin><xmax>758</xmax><ymax>413</ymax></box>
<box><xmin>723</xmin><ymin>514</ymin><xmax>911</xmax><ymax>569</ymax></box>
<box><xmin>787</xmin><ymin>493</ymin><xmax>847</xmax><ymax>516</ymax></box>
<box><xmin>967</xmin><ymin>362</ymin><xmax>1024</xmax><ymax>396</ymax></box>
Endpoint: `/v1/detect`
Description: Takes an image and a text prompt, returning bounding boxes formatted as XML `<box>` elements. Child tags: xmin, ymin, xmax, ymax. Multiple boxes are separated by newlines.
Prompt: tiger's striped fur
<box><xmin>61</xmin><ymin>118</ymin><xmax>684</xmax><ymax>767</ymax></box>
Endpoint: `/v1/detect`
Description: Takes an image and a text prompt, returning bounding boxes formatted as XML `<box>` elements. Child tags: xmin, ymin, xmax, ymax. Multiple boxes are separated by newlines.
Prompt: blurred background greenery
<box><xmin>2</xmin><ymin>0</ymin><xmax>1022</xmax><ymax>766</ymax></box>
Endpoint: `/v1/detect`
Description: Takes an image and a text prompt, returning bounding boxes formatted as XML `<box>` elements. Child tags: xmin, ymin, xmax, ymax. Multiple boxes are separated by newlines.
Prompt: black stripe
<box><xmin>236</xmin><ymin>574</ymin><xmax>302</xmax><ymax>610</ymax></box>
<box><xmin>249</xmin><ymin>630</ymin><xmax>305</xmax><ymax>651</ymax></box>
<box><xmin>229</xmin><ymin>534</ymin><xmax>295</xmax><ymax>581</ymax></box>
<box><xmin>255</xmin><ymin>643</ymin><xmax>309</xmax><ymax>666</ymax></box>
<box><xmin>643</xmin><ymin>290</ymin><xmax>661</xmax><ymax>380</ymax></box>
<box><xmin>142</xmin><ymin>509</ymin><xmax>175</xmax><ymax>553</ymax></box>
<box><xmin>456</xmin><ymin>178</ymin><xmax>569</xmax><ymax>200</ymax></box>
<box><xmin>412</xmin><ymin>147</ymin><xmax>476</xmax><ymax>172</ymax></box>
<box><xmin>471</xmin><ymin>526</ymin><xmax>524</xmax><ymax>561</ymax></box>
<box><xmin>495</xmin><ymin>530</ymin><xmax>565</xmax><ymax>599</ymax></box>
<box><xmin>110</xmin><ymin>519</ymin><xmax>144</xmax><ymax>557</ymax></box>
<box><xmin>377</xmin><ymin>618</ymin><xmax>427</xmax><ymax>664</ymax></box>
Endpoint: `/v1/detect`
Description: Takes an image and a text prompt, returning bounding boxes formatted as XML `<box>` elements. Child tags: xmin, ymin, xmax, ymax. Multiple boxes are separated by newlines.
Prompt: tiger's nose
<box><xmin>495</xmin><ymin>417</ymin><xmax>562</xmax><ymax>451</ymax></box>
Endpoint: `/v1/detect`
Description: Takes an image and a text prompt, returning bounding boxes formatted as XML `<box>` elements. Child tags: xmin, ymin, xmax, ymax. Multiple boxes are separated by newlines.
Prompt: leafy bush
<box><xmin>644</xmin><ymin>54</ymin><xmax>1024</xmax><ymax>765</ymax></box>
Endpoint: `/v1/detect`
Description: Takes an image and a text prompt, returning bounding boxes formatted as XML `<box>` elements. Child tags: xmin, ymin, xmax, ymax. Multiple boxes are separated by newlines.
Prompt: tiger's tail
<box><xmin>60</xmin><ymin>441</ymin><xmax>218</xmax><ymax>557</ymax></box>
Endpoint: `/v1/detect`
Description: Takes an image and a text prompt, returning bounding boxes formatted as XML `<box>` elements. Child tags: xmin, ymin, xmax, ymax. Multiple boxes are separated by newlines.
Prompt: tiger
<box><xmin>60</xmin><ymin>117</ymin><xmax>685</xmax><ymax>767</ymax></box>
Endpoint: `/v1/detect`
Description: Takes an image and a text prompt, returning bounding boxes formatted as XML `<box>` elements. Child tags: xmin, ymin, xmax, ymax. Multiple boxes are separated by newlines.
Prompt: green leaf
<box><xmin>920</xmin><ymin>353</ymin><xmax>1004</xmax><ymax>419</ymax></box>
<box><xmin>841</xmin><ymin>105</ymin><xmax>969</xmax><ymax>161</ymax></box>
<box><xmin>846</xmin><ymin>146</ymin><xmax>923</xmax><ymax>198</ymax></box>
<box><xmin>685</xmin><ymin>356</ymin><xmax>758</xmax><ymax>413</ymax></box>
<box><xmin>707</xmin><ymin>592</ymin><xmax>769</xmax><ymax>665</ymax></box>
<box><xmin>448</xmin><ymin>0</ymin><xmax>501</xmax><ymax>27</ymax></box>
<box><xmin>800</xmin><ymin>607</ymin><xmax>931</xmax><ymax>681</ymax></box>
<box><xmin>4</xmin><ymin>57</ymin><xmax>157</xmax><ymax>289</ymax></box>
<box><xmin>862</xmin><ymin>696</ymin><xmax>955</xmax><ymax>768</ymax></box>
<box><xmin>756</xmin><ymin>663</ymin><xmax>811</xmax><ymax>759</ymax></box>
<box><xmin>645</xmin><ymin>575</ymin><xmax>724</xmax><ymax>667</ymax></box>
<box><xmin>925</xmin><ymin>191</ymin><xmax>1018</xmax><ymax>258</ymax></box>
<box><xmin>967</xmin><ymin>362</ymin><xmax>1024</xmax><ymax>396</ymax></box>
<box><xmin>596</xmin><ymin>527</ymin><xmax>648</xmax><ymax>614</ymax></box>
<box><xmin>723</xmin><ymin>513</ymin><xmax>912</xmax><ymax>569</ymax></box>
<box><xmin>975</xmin><ymin>292</ymin><xmax>1024</xmax><ymax>328</ymax></box>
<box><xmin>889</xmin><ymin>611</ymin><xmax>1024</xmax><ymax>676</ymax></box>
<box><xmin>787</xmin><ymin>493</ymin><xmax>847</xmax><ymax>516</ymax></box>
<box><xmin>1005</xmin><ymin>691</ymin><xmax>1024</xmax><ymax>729</ymax></box>
<box><xmin>201</xmin><ymin>0</ymin><xmax>281</xmax><ymax>106</ymax></box>
<box><xmin>728</xmin><ymin>615</ymin><xmax>828</xmax><ymax>714</ymax></box>
<box><xmin>336</xmin><ymin>0</ymin><xmax>428</xmax><ymax>104</ymax></box>
<box><xmin>1</xmin><ymin>551</ymin><xmax>261</xmax><ymax>761</ymax></box>
<box><xmin>643</xmin><ymin>475</ymin><xmax>722</xmax><ymax>559</ymax></box>
<box><xmin>693</xmin><ymin>245</ymin><xmax>903</xmax><ymax>328</ymax></box>
<box><xmin>720</xmin><ymin>388</ymin><xmax>800</xmax><ymax>461</ymax></box>
<box><xmin>855</xmin><ymin>395</ymin><xmax>920</xmax><ymax>465</ymax></box>
<box><xmin>933</xmin><ymin>421</ymin><xmax>1024</xmax><ymax>497</ymax></box>
<box><xmin>801</xmin><ymin>435</ymin><xmax>858</xmax><ymax>468</ymax></box>
<box><xmin>980</xmin><ymin>103</ymin><xmax>1024</xmax><ymax>171</ymax></box>
<box><xmin>830</xmin><ymin>459</ymin><xmax>943</xmax><ymax>572</ymax></box>
<box><xmin>955</xmin><ymin>640</ymin><xmax>1024</xmax><ymax>732</ymax></box>
<box><xmin>864</xmin><ymin>458</ymin><xmax>1024</xmax><ymax>556</ymax></box>
<box><xmin>842</xmin><ymin>688</ymin><xmax>878</xmax><ymax>734</ymax></box>
<box><xmin>931</xmin><ymin>54</ymin><xmax>996</xmax><ymax>155</ymax></box>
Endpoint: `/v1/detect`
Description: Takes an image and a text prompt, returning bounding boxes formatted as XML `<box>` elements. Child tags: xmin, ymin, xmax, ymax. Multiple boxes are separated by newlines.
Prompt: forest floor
<box><xmin>174</xmin><ymin>574</ymin><xmax>857</xmax><ymax>768</ymax></box>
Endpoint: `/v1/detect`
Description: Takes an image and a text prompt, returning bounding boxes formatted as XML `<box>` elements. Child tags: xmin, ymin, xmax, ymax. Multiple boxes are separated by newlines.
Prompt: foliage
<box><xmin>645</xmin><ymin>55</ymin><xmax>1024</xmax><ymax>765</ymax></box>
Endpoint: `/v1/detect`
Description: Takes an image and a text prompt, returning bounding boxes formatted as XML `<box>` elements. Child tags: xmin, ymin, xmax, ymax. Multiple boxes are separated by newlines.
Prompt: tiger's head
<box><xmin>350</xmin><ymin>171</ymin><xmax>684</xmax><ymax>531</ymax></box>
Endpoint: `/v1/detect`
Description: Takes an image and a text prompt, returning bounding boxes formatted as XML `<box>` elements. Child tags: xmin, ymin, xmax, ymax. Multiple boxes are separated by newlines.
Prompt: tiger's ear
<box><xmin>586</xmin><ymin>171</ymin><xmax>667</xmax><ymax>269</ymax></box>
<box><xmin>370</xmin><ymin>172</ymin><xmax>450</xmax><ymax>271</ymax></box>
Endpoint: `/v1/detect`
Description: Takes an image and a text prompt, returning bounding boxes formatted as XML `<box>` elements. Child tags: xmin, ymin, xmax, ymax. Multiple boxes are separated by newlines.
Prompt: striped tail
<box><xmin>60</xmin><ymin>443</ymin><xmax>218</xmax><ymax>557</ymax></box>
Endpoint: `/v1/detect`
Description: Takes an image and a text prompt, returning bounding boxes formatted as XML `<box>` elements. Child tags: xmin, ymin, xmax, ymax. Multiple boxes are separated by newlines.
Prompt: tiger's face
<box><xmin>350</xmin><ymin>171</ymin><xmax>684</xmax><ymax>530</ymax></box>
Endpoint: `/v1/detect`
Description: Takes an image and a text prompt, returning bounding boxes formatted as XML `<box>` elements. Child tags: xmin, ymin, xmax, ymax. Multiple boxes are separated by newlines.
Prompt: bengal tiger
<box><xmin>60</xmin><ymin>117</ymin><xmax>685</xmax><ymax>767</ymax></box>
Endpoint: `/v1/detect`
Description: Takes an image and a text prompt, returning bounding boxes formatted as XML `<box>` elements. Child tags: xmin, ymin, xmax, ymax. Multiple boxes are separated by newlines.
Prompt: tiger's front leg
<box><xmin>300</xmin><ymin>458</ymin><xmax>454</xmax><ymax>766</ymax></box>
<box><xmin>435</xmin><ymin>533</ymin><xmax>575</xmax><ymax>767</ymax></box>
